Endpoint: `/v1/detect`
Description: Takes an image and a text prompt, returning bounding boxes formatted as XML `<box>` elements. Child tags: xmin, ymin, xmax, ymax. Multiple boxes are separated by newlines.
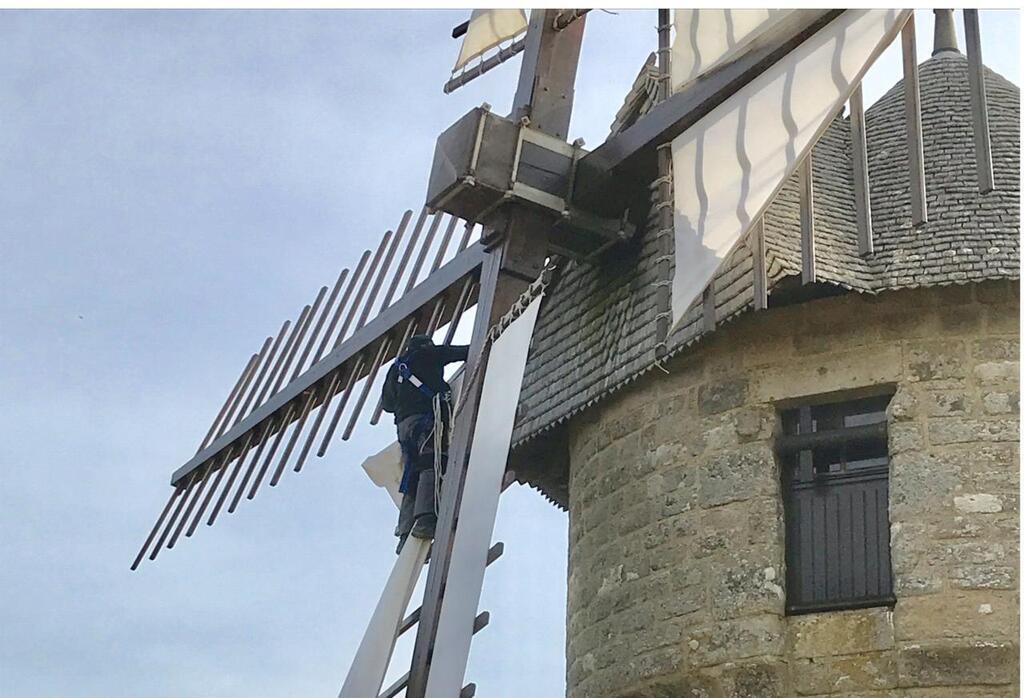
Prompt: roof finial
<box><xmin>933</xmin><ymin>9</ymin><xmax>960</xmax><ymax>55</ymax></box>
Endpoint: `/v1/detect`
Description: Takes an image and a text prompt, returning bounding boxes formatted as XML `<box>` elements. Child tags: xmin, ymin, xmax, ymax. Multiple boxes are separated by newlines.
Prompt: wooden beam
<box><xmin>751</xmin><ymin>217</ymin><xmax>768</xmax><ymax>310</ymax></box>
<box><xmin>511</xmin><ymin>8</ymin><xmax>586</xmax><ymax>139</ymax></box>
<box><xmin>701</xmin><ymin>285</ymin><xmax>716</xmax><ymax>332</ymax></box>
<box><xmin>407</xmin><ymin>12</ymin><xmax>586</xmax><ymax>696</ymax></box>
<box><xmin>901</xmin><ymin>14</ymin><xmax>928</xmax><ymax>226</ymax></box>
<box><xmin>799</xmin><ymin>155</ymin><xmax>816</xmax><ymax>284</ymax></box>
<box><xmin>653</xmin><ymin>8</ymin><xmax>673</xmax><ymax>359</ymax></box>
<box><xmin>849</xmin><ymin>85</ymin><xmax>874</xmax><ymax>255</ymax></box>
<box><xmin>444</xmin><ymin>36</ymin><xmax>527</xmax><ymax>95</ymax></box>
<box><xmin>963</xmin><ymin>9</ymin><xmax>995</xmax><ymax>194</ymax></box>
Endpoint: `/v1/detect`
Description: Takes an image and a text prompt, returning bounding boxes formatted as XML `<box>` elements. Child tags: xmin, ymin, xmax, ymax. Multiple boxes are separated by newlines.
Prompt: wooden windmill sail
<box><xmin>128</xmin><ymin>8</ymin><xmax>998</xmax><ymax>697</ymax></box>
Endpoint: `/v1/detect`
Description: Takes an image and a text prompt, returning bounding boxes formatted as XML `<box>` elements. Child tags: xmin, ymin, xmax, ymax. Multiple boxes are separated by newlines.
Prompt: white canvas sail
<box><xmin>671</xmin><ymin>9</ymin><xmax>790</xmax><ymax>93</ymax></box>
<box><xmin>669</xmin><ymin>9</ymin><xmax>910</xmax><ymax>329</ymax></box>
<box><xmin>453</xmin><ymin>9</ymin><xmax>529</xmax><ymax>72</ymax></box>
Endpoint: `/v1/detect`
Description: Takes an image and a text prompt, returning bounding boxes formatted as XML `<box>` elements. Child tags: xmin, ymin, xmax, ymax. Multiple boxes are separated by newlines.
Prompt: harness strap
<box><xmin>395</xmin><ymin>355</ymin><xmax>437</xmax><ymax>398</ymax></box>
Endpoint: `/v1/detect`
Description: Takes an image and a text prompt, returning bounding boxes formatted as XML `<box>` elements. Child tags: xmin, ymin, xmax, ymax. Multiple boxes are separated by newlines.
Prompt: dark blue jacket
<box><xmin>380</xmin><ymin>344</ymin><xmax>469</xmax><ymax>422</ymax></box>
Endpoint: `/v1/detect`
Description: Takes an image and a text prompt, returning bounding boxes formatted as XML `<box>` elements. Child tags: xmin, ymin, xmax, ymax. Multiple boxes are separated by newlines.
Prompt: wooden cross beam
<box><xmin>405</xmin><ymin>9</ymin><xmax>586</xmax><ymax>696</ymax></box>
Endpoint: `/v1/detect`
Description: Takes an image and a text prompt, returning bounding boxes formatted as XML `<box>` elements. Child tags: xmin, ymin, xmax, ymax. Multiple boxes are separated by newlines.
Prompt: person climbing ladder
<box><xmin>380</xmin><ymin>334</ymin><xmax>469</xmax><ymax>553</ymax></box>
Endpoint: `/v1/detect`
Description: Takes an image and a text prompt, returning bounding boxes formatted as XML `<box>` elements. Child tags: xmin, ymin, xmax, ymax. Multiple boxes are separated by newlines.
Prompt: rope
<box><xmin>452</xmin><ymin>261</ymin><xmax>557</xmax><ymax>421</ymax></box>
<box><xmin>432</xmin><ymin>392</ymin><xmax>447</xmax><ymax>514</ymax></box>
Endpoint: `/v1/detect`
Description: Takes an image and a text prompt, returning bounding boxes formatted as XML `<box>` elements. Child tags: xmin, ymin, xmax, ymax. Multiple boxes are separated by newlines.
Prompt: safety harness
<box><xmin>395</xmin><ymin>354</ymin><xmax>439</xmax><ymax>398</ymax></box>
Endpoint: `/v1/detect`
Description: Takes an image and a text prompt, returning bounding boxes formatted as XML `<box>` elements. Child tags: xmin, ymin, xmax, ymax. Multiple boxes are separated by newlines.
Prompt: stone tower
<box><xmin>507</xmin><ymin>17</ymin><xmax>1020</xmax><ymax>698</ymax></box>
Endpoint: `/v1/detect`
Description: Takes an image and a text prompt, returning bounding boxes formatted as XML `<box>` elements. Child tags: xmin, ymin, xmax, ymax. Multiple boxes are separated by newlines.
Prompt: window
<box><xmin>777</xmin><ymin>393</ymin><xmax>896</xmax><ymax>615</ymax></box>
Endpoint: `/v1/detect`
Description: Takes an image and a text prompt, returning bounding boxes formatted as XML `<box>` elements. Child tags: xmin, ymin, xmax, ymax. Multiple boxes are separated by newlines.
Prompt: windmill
<box><xmin>128</xmin><ymin>8</ymin><xmax>1000</xmax><ymax>697</ymax></box>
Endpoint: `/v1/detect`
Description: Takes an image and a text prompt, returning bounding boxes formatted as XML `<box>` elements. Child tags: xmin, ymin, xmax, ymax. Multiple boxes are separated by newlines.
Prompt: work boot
<box><xmin>410</xmin><ymin>514</ymin><xmax>437</xmax><ymax>540</ymax></box>
<box><xmin>395</xmin><ymin>533</ymin><xmax>409</xmax><ymax>555</ymax></box>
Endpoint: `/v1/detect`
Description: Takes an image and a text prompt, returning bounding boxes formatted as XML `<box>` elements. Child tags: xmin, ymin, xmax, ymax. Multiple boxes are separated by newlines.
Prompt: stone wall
<box><xmin>565</xmin><ymin>280</ymin><xmax>1019</xmax><ymax>697</ymax></box>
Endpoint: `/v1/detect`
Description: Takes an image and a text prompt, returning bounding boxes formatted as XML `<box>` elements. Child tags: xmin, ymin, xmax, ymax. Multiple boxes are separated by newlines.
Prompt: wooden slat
<box><xmin>799</xmin><ymin>156</ymin><xmax>816</xmax><ymax>284</ymax></box>
<box><xmin>964</xmin><ymin>9</ymin><xmax>995</xmax><ymax>194</ymax></box>
<box><xmin>750</xmin><ymin>217</ymin><xmax>768</xmax><ymax>310</ymax></box>
<box><xmin>849</xmin><ymin>85</ymin><xmax>874</xmax><ymax>255</ymax></box>
<box><xmin>701</xmin><ymin>285</ymin><xmax>715</xmax><ymax>332</ymax></box>
<box><xmin>901</xmin><ymin>15</ymin><xmax>928</xmax><ymax>226</ymax></box>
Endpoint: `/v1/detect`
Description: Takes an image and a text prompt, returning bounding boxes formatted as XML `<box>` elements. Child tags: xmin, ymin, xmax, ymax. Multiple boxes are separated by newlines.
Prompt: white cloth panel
<box><xmin>424</xmin><ymin>295</ymin><xmax>543</xmax><ymax>698</ymax></box>
<box><xmin>361</xmin><ymin>441</ymin><xmax>404</xmax><ymax>507</ymax></box>
<box><xmin>337</xmin><ymin>537</ymin><xmax>430</xmax><ymax>698</ymax></box>
<box><xmin>670</xmin><ymin>9</ymin><xmax>909</xmax><ymax>328</ymax></box>
<box><xmin>671</xmin><ymin>9</ymin><xmax>790</xmax><ymax>94</ymax></box>
<box><xmin>453</xmin><ymin>9</ymin><xmax>529</xmax><ymax>71</ymax></box>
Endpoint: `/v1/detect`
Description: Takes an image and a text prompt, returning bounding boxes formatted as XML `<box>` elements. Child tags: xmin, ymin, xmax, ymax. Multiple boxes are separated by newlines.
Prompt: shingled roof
<box><xmin>508</xmin><ymin>50</ymin><xmax>1020</xmax><ymax>508</ymax></box>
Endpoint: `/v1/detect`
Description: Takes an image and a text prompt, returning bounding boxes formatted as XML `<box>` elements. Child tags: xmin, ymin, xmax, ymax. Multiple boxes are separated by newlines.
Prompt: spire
<box><xmin>932</xmin><ymin>9</ymin><xmax>960</xmax><ymax>55</ymax></box>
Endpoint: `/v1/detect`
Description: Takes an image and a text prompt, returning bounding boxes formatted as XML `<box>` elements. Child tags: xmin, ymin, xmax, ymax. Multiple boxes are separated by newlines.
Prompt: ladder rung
<box><xmin>379</xmin><ymin>671</ymin><xmax>409</xmax><ymax>698</ymax></box>
<box><xmin>473</xmin><ymin>611</ymin><xmax>489</xmax><ymax>634</ymax></box>
<box><xmin>460</xmin><ymin>684</ymin><xmax>477</xmax><ymax>698</ymax></box>
<box><xmin>486</xmin><ymin>541</ymin><xmax>504</xmax><ymax>565</ymax></box>
<box><xmin>396</xmin><ymin>543</ymin><xmax>505</xmax><ymax>638</ymax></box>
<box><xmin>397</xmin><ymin>606</ymin><xmax>421</xmax><ymax>636</ymax></box>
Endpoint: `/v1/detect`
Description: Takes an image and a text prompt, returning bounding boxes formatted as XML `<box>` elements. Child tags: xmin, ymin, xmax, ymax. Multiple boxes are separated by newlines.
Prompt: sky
<box><xmin>0</xmin><ymin>8</ymin><xmax>1019</xmax><ymax>698</ymax></box>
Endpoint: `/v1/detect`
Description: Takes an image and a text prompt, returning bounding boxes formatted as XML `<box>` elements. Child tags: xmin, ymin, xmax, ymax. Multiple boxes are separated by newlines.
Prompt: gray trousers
<box><xmin>395</xmin><ymin>413</ymin><xmax>441</xmax><ymax>538</ymax></box>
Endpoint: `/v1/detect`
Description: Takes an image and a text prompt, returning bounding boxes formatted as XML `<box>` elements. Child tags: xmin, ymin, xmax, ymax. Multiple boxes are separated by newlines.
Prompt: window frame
<box><xmin>777</xmin><ymin>392</ymin><xmax>897</xmax><ymax>615</ymax></box>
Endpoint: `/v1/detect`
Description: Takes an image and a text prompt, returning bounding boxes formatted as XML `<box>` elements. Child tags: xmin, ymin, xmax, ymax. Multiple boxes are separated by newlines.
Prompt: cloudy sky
<box><xmin>1</xmin><ymin>9</ymin><xmax>1019</xmax><ymax>697</ymax></box>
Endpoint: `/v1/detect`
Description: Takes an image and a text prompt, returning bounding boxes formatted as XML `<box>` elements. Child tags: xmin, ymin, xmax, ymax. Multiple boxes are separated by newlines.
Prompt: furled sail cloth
<box><xmin>453</xmin><ymin>9</ymin><xmax>529</xmax><ymax>72</ymax></box>
<box><xmin>671</xmin><ymin>9</ymin><xmax>790</xmax><ymax>93</ymax></box>
<box><xmin>669</xmin><ymin>9</ymin><xmax>911</xmax><ymax>329</ymax></box>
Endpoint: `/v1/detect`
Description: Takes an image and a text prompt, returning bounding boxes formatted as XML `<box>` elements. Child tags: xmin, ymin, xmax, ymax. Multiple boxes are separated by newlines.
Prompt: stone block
<box><xmin>616</xmin><ymin>671</ymin><xmax>719</xmax><ymax>698</ymax></box>
<box><xmin>971</xmin><ymin>337</ymin><xmax>1019</xmax><ymax>362</ymax></box>
<box><xmin>954</xmin><ymin>493</ymin><xmax>1004</xmax><ymax>514</ymax></box>
<box><xmin>688</xmin><ymin>615</ymin><xmax>785</xmax><ymax>667</ymax></box>
<box><xmin>752</xmin><ymin>345</ymin><xmax>902</xmax><ymax>403</ymax></box>
<box><xmin>698</xmin><ymin>377</ymin><xmax>749</xmax><ymax>415</ymax></box>
<box><xmin>920</xmin><ymin>389</ymin><xmax>969</xmax><ymax>416</ymax></box>
<box><xmin>905</xmin><ymin>342</ymin><xmax>966</xmax><ymax>382</ymax></box>
<box><xmin>929</xmin><ymin>539</ymin><xmax>1014</xmax><ymax>568</ymax></box>
<box><xmin>927</xmin><ymin>418</ymin><xmax>1018</xmax><ymax>445</ymax></box>
<box><xmin>792</xmin><ymin>651</ymin><xmax>898</xmax><ymax>694</ymax></box>
<box><xmin>888</xmin><ymin>423</ymin><xmax>924</xmax><ymax>454</ymax></box>
<box><xmin>930</xmin><ymin>443</ymin><xmax>1017</xmax><ymax>473</ymax></box>
<box><xmin>973</xmin><ymin>361</ymin><xmax>1019</xmax><ymax>386</ymax></box>
<box><xmin>789</xmin><ymin>608</ymin><xmax>895</xmax><ymax>658</ymax></box>
<box><xmin>897</xmin><ymin>641</ymin><xmax>1018</xmax><ymax>687</ymax></box>
<box><xmin>707</xmin><ymin>550</ymin><xmax>786</xmax><ymax>620</ymax></box>
<box><xmin>939</xmin><ymin>304</ymin><xmax>985</xmax><ymax>334</ymax></box>
<box><xmin>735</xmin><ymin>405</ymin><xmax>774</xmax><ymax>441</ymax></box>
<box><xmin>949</xmin><ymin>565</ymin><xmax>1017</xmax><ymax>591</ymax></box>
<box><xmin>894</xmin><ymin>590</ymin><xmax>1018</xmax><ymax>641</ymax></box>
<box><xmin>981</xmin><ymin>391</ymin><xmax>1019</xmax><ymax>415</ymax></box>
<box><xmin>717</xmin><ymin>659</ymin><xmax>791</xmax><ymax>698</ymax></box>
<box><xmin>879</xmin><ymin>308</ymin><xmax>939</xmax><ymax>340</ymax></box>
<box><xmin>703</xmin><ymin>418</ymin><xmax>740</xmax><ymax>452</ymax></box>
<box><xmin>890</xmin><ymin>452</ymin><xmax>959</xmax><ymax>517</ymax></box>
<box><xmin>887</xmin><ymin>385</ymin><xmax>918</xmax><ymax>421</ymax></box>
<box><xmin>904</xmin><ymin>687</ymin><xmax>1018</xmax><ymax>697</ymax></box>
<box><xmin>698</xmin><ymin>443</ymin><xmax>777</xmax><ymax>508</ymax></box>
<box><xmin>697</xmin><ymin>497</ymin><xmax>783</xmax><ymax>558</ymax></box>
